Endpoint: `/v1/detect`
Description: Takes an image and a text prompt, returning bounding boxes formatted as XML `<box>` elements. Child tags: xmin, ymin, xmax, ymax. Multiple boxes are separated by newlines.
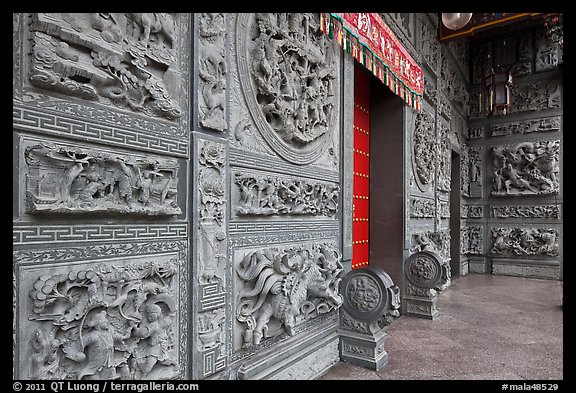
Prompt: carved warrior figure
<box><xmin>29</xmin><ymin>13</ymin><xmax>181</xmax><ymax>120</ymax></box>
<box><xmin>491</xmin><ymin>141</ymin><xmax>560</xmax><ymax>196</ymax></box>
<box><xmin>26</xmin><ymin>259</ymin><xmax>179</xmax><ymax>379</ymax></box>
<box><xmin>236</xmin><ymin>244</ymin><xmax>344</xmax><ymax>347</ymax></box>
<box><xmin>235</xmin><ymin>173</ymin><xmax>339</xmax><ymax>217</ymax></box>
<box><xmin>24</xmin><ymin>143</ymin><xmax>181</xmax><ymax>215</ymax></box>
<box><xmin>247</xmin><ymin>13</ymin><xmax>337</xmax><ymax>146</ymax></box>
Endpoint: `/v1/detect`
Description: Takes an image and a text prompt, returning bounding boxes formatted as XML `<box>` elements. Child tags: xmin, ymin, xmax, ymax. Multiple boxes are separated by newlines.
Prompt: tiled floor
<box><xmin>318</xmin><ymin>273</ymin><xmax>563</xmax><ymax>380</ymax></box>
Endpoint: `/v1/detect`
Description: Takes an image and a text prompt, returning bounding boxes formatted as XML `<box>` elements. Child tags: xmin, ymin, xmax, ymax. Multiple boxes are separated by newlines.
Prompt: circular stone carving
<box><xmin>340</xmin><ymin>266</ymin><xmax>396</xmax><ymax>322</ymax></box>
<box><xmin>404</xmin><ymin>251</ymin><xmax>443</xmax><ymax>289</ymax></box>
<box><xmin>346</xmin><ymin>273</ymin><xmax>381</xmax><ymax>313</ymax></box>
<box><xmin>236</xmin><ymin>13</ymin><xmax>339</xmax><ymax>165</ymax></box>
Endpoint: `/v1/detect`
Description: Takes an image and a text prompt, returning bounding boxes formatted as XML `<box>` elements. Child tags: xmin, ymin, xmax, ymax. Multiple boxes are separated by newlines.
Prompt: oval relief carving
<box><xmin>236</xmin><ymin>13</ymin><xmax>339</xmax><ymax>164</ymax></box>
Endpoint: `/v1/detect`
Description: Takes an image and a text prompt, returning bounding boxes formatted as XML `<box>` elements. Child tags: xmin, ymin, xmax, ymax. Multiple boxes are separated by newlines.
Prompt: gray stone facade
<box><xmin>13</xmin><ymin>13</ymin><xmax>562</xmax><ymax>380</ymax></box>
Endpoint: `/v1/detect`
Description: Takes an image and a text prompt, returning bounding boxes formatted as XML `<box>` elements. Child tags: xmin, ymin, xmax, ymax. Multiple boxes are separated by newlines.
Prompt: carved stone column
<box><xmin>404</xmin><ymin>250</ymin><xmax>444</xmax><ymax>319</ymax></box>
<box><xmin>338</xmin><ymin>266</ymin><xmax>400</xmax><ymax>370</ymax></box>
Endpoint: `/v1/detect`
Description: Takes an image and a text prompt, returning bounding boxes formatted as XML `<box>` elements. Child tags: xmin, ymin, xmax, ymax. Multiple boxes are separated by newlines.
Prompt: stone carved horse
<box><xmin>236</xmin><ymin>246</ymin><xmax>343</xmax><ymax>346</ymax></box>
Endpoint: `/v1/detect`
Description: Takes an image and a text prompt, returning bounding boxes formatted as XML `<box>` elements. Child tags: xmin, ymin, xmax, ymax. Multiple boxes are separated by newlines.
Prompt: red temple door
<box><xmin>352</xmin><ymin>65</ymin><xmax>370</xmax><ymax>269</ymax></box>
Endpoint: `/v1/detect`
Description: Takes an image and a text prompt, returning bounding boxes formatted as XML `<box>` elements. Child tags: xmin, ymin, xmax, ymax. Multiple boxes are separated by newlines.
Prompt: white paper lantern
<box><xmin>442</xmin><ymin>13</ymin><xmax>473</xmax><ymax>30</ymax></box>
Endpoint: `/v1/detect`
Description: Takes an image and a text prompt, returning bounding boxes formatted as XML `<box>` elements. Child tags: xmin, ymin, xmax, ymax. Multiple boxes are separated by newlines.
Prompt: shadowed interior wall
<box><xmin>369</xmin><ymin>69</ymin><xmax>405</xmax><ymax>292</ymax></box>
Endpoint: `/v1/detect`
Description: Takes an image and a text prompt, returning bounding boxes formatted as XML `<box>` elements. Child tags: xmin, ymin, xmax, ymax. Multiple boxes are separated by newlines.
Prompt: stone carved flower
<box><xmin>200</xmin><ymin>144</ymin><xmax>225</xmax><ymax>169</ymax></box>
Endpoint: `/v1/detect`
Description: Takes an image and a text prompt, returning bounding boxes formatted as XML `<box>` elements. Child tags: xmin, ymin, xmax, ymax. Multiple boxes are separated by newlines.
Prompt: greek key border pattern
<box><xmin>199</xmin><ymin>282</ymin><xmax>226</xmax><ymax>312</ymax></box>
<box><xmin>230</xmin><ymin>148</ymin><xmax>339</xmax><ymax>183</ymax></box>
<box><xmin>13</xmin><ymin>223</ymin><xmax>188</xmax><ymax>245</ymax></box>
<box><xmin>13</xmin><ymin>105</ymin><xmax>188</xmax><ymax>157</ymax></box>
<box><xmin>229</xmin><ymin>221</ymin><xmax>338</xmax><ymax>236</ymax></box>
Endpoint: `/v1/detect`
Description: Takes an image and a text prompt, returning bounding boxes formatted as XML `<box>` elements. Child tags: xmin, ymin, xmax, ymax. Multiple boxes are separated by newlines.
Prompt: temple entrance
<box><xmin>352</xmin><ymin>63</ymin><xmax>405</xmax><ymax>289</ymax></box>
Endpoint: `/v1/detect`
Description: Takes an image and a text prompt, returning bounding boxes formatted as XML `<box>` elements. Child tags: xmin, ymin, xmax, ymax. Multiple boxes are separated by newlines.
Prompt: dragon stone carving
<box><xmin>235</xmin><ymin>243</ymin><xmax>343</xmax><ymax>347</ymax></box>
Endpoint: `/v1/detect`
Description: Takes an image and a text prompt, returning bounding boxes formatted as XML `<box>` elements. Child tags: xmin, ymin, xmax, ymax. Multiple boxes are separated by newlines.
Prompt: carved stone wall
<box><xmin>467</xmin><ymin>23</ymin><xmax>563</xmax><ymax>280</ymax></box>
<box><xmin>226</xmin><ymin>13</ymin><xmax>343</xmax><ymax>380</ymax></box>
<box><xmin>14</xmin><ymin>12</ymin><xmax>191</xmax><ymax>381</ymax></box>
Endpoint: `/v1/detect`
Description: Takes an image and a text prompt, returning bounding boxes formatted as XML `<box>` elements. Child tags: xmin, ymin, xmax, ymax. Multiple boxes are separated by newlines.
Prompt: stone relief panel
<box><xmin>198</xmin><ymin>13</ymin><xmax>227</xmax><ymax>131</ymax></box>
<box><xmin>423</xmin><ymin>76</ymin><xmax>437</xmax><ymax>105</ymax></box>
<box><xmin>535</xmin><ymin>28</ymin><xmax>562</xmax><ymax>72</ymax></box>
<box><xmin>491</xmin><ymin>140</ymin><xmax>560</xmax><ymax>196</ymax></box>
<box><xmin>468</xmin><ymin>205</ymin><xmax>483</xmax><ymax>219</ymax></box>
<box><xmin>436</xmin><ymin>123</ymin><xmax>451</xmax><ymax>193</ymax></box>
<box><xmin>467</xmin><ymin>146</ymin><xmax>483</xmax><ymax>198</ymax></box>
<box><xmin>28</xmin><ymin>13</ymin><xmax>182</xmax><ymax>121</ymax></box>
<box><xmin>410</xmin><ymin>229</ymin><xmax>450</xmax><ymax>261</ymax></box>
<box><xmin>447</xmin><ymin>39</ymin><xmax>469</xmax><ymax>81</ymax></box>
<box><xmin>461</xmin><ymin>226</ymin><xmax>483</xmax><ymax>255</ymax></box>
<box><xmin>490</xmin><ymin>116</ymin><xmax>561</xmax><ymax>137</ymax></box>
<box><xmin>409</xmin><ymin>197</ymin><xmax>435</xmax><ymax>218</ymax></box>
<box><xmin>24</xmin><ymin>141</ymin><xmax>181</xmax><ymax>216</ymax></box>
<box><xmin>195</xmin><ymin>139</ymin><xmax>228</xmax><ymax>378</ymax></box>
<box><xmin>491</xmin><ymin>205</ymin><xmax>560</xmax><ymax>219</ymax></box>
<box><xmin>491</xmin><ymin>227</ymin><xmax>559</xmax><ymax>257</ymax></box>
<box><xmin>460</xmin><ymin>146</ymin><xmax>470</xmax><ymax>197</ymax></box>
<box><xmin>411</xmin><ymin>110</ymin><xmax>436</xmax><ymax>193</ymax></box>
<box><xmin>234</xmin><ymin>242</ymin><xmax>343</xmax><ymax>349</ymax></box>
<box><xmin>471</xmin><ymin>42</ymin><xmax>492</xmax><ymax>85</ymax></box>
<box><xmin>440</xmin><ymin>54</ymin><xmax>469</xmax><ymax>116</ymax></box>
<box><xmin>517</xmin><ymin>31</ymin><xmax>534</xmax><ymax>76</ymax></box>
<box><xmin>233</xmin><ymin>172</ymin><xmax>339</xmax><ymax>218</ymax></box>
<box><xmin>16</xmin><ymin>253</ymin><xmax>182</xmax><ymax>380</ymax></box>
<box><xmin>236</xmin><ymin>13</ymin><xmax>340</xmax><ymax>165</ymax></box>
<box><xmin>512</xmin><ymin>80</ymin><xmax>561</xmax><ymax>113</ymax></box>
<box><xmin>439</xmin><ymin>93</ymin><xmax>452</xmax><ymax>119</ymax></box>
<box><xmin>419</xmin><ymin>15</ymin><xmax>439</xmax><ymax>71</ymax></box>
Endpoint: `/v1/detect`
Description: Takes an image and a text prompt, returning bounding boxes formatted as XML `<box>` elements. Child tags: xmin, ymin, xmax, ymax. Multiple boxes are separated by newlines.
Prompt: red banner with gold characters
<box><xmin>320</xmin><ymin>13</ymin><xmax>423</xmax><ymax>111</ymax></box>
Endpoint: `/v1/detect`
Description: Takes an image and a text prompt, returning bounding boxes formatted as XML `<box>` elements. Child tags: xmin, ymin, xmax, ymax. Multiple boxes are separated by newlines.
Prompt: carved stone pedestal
<box><xmin>338</xmin><ymin>266</ymin><xmax>400</xmax><ymax>371</ymax></box>
<box><xmin>404</xmin><ymin>294</ymin><xmax>438</xmax><ymax>320</ymax></box>
<box><xmin>404</xmin><ymin>251</ymin><xmax>444</xmax><ymax>320</ymax></box>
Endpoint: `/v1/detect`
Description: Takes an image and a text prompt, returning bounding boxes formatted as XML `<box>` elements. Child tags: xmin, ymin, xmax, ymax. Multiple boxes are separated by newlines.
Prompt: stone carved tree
<box><xmin>491</xmin><ymin>141</ymin><xmax>560</xmax><ymax>196</ymax></box>
<box><xmin>26</xmin><ymin>259</ymin><xmax>179</xmax><ymax>380</ymax></box>
<box><xmin>491</xmin><ymin>228</ymin><xmax>559</xmax><ymax>257</ymax></box>
<box><xmin>24</xmin><ymin>143</ymin><xmax>181</xmax><ymax>216</ymax></box>
<box><xmin>234</xmin><ymin>172</ymin><xmax>339</xmax><ymax>217</ymax></box>
<box><xmin>29</xmin><ymin>13</ymin><xmax>181</xmax><ymax>120</ymax></box>
<box><xmin>235</xmin><ymin>243</ymin><xmax>343</xmax><ymax>347</ymax></box>
<box><xmin>412</xmin><ymin>111</ymin><xmax>436</xmax><ymax>192</ymax></box>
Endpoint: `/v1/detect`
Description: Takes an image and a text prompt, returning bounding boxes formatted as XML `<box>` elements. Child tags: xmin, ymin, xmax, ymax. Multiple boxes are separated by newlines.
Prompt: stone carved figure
<box><xmin>198</xmin><ymin>141</ymin><xmax>227</xmax><ymax>287</ymax></box>
<box><xmin>198</xmin><ymin>13</ymin><xmax>227</xmax><ymax>131</ymax></box>
<box><xmin>237</xmin><ymin>13</ymin><xmax>338</xmax><ymax>164</ymax></box>
<box><xmin>409</xmin><ymin>197</ymin><xmax>435</xmax><ymax>218</ymax></box>
<box><xmin>26</xmin><ymin>259</ymin><xmax>179</xmax><ymax>379</ymax></box>
<box><xmin>236</xmin><ymin>244</ymin><xmax>343</xmax><ymax>347</ymax></box>
<box><xmin>491</xmin><ymin>141</ymin><xmax>560</xmax><ymax>196</ymax></box>
<box><xmin>412</xmin><ymin>111</ymin><xmax>436</xmax><ymax>192</ymax></box>
<box><xmin>29</xmin><ymin>13</ymin><xmax>181</xmax><ymax>120</ymax></box>
<box><xmin>24</xmin><ymin>143</ymin><xmax>181</xmax><ymax>215</ymax></box>
<box><xmin>235</xmin><ymin>173</ymin><xmax>339</xmax><ymax>217</ymax></box>
<box><xmin>132</xmin><ymin>303</ymin><xmax>177</xmax><ymax>379</ymax></box>
<box><xmin>491</xmin><ymin>228</ymin><xmax>559</xmax><ymax>257</ymax></box>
